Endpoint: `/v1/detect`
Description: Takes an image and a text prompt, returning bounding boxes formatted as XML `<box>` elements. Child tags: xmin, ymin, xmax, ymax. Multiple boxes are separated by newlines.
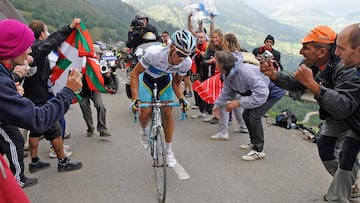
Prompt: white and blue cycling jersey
<box><xmin>138</xmin><ymin>44</ymin><xmax>192</xmax><ymax>102</ymax></box>
<box><xmin>139</xmin><ymin>44</ymin><xmax>192</xmax><ymax>78</ymax></box>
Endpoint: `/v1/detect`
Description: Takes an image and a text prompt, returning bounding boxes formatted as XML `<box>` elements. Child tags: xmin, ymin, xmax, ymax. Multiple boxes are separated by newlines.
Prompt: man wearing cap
<box><xmin>0</xmin><ymin>19</ymin><xmax>82</xmax><ymax>190</ymax></box>
<box><xmin>253</xmin><ymin>34</ymin><xmax>283</xmax><ymax>71</ymax></box>
<box><xmin>260</xmin><ymin>25</ymin><xmax>360</xmax><ymax>202</ymax></box>
<box><xmin>23</xmin><ymin>18</ymin><xmax>83</xmax><ymax>173</ymax></box>
<box><xmin>78</xmin><ymin>44</ymin><xmax>111</xmax><ymax>137</ymax></box>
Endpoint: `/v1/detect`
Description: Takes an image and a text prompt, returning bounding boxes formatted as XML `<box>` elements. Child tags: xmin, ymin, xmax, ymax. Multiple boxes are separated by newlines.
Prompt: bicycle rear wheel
<box><xmin>152</xmin><ymin>126</ymin><xmax>167</xmax><ymax>203</ymax></box>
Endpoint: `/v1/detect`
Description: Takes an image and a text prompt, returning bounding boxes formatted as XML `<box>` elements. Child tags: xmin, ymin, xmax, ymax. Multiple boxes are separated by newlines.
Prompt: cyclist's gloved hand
<box><xmin>179</xmin><ymin>98</ymin><xmax>190</xmax><ymax>112</ymax></box>
<box><xmin>130</xmin><ymin>99</ymin><xmax>140</xmax><ymax>113</ymax></box>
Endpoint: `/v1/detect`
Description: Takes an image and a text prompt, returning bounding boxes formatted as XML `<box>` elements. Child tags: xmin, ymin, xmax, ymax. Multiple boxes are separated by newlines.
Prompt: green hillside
<box><xmin>9</xmin><ymin>0</ymin><xmax>177</xmax><ymax>43</ymax></box>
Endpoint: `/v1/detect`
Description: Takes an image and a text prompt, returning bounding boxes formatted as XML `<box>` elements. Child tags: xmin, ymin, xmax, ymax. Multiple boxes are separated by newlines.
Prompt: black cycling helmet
<box><xmin>171</xmin><ymin>30</ymin><xmax>197</xmax><ymax>56</ymax></box>
<box><xmin>135</xmin><ymin>11</ymin><xmax>148</xmax><ymax>21</ymax></box>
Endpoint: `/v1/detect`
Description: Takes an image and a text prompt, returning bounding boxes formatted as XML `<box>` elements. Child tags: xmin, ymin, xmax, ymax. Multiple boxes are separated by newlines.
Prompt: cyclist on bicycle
<box><xmin>130</xmin><ymin>30</ymin><xmax>196</xmax><ymax>167</ymax></box>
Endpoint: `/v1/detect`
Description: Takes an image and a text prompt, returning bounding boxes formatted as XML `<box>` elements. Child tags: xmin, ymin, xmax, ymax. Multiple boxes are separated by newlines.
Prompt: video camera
<box><xmin>131</xmin><ymin>19</ymin><xmax>144</xmax><ymax>36</ymax></box>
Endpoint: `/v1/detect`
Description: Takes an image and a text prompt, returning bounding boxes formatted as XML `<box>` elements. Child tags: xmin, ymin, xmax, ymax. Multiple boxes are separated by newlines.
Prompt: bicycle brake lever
<box><xmin>133</xmin><ymin>111</ymin><xmax>139</xmax><ymax>123</ymax></box>
<box><xmin>180</xmin><ymin>111</ymin><xmax>187</xmax><ymax>121</ymax></box>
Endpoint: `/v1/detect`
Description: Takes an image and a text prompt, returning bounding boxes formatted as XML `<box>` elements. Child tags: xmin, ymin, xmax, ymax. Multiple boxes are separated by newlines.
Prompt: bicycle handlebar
<box><xmin>133</xmin><ymin>102</ymin><xmax>187</xmax><ymax>123</ymax></box>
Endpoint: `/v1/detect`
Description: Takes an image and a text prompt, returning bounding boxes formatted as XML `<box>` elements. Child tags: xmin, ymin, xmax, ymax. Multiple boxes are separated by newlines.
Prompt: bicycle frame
<box><xmin>134</xmin><ymin>83</ymin><xmax>187</xmax><ymax>203</ymax></box>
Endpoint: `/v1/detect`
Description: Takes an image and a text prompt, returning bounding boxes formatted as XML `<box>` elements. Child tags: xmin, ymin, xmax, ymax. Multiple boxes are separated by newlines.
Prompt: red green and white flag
<box><xmin>50</xmin><ymin>22</ymin><xmax>106</xmax><ymax>98</ymax></box>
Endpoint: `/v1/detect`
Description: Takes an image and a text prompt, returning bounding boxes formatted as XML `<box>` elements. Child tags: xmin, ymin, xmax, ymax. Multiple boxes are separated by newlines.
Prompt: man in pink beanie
<box><xmin>0</xmin><ymin>18</ymin><xmax>82</xmax><ymax>196</ymax></box>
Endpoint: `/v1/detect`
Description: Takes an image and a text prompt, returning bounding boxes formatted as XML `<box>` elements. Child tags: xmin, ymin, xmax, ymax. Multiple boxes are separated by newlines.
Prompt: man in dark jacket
<box><xmin>260</xmin><ymin>25</ymin><xmax>360</xmax><ymax>202</ymax></box>
<box><xmin>253</xmin><ymin>34</ymin><xmax>283</xmax><ymax>71</ymax></box>
<box><xmin>23</xmin><ymin>18</ymin><xmax>82</xmax><ymax>173</ymax></box>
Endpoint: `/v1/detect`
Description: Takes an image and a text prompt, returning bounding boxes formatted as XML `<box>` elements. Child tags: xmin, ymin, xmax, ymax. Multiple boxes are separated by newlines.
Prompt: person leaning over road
<box><xmin>78</xmin><ymin>44</ymin><xmax>111</xmax><ymax>137</ymax></box>
<box><xmin>23</xmin><ymin>18</ymin><xmax>83</xmax><ymax>173</ymax></box>
<box><xmin>253</xmin><ymin>34</ymin><xmax>283</xmax><ymax>71</ymax></box>
<box><xmin>130</xmin><ymin>30</ymin><xmax>196</xmax><ymax>167</ymax></box>
<box><xmin>209</xmin><ymin>33</ymin><xmax>249</xmax><ymax>140</ymax></box>
<box><xmin>0</xmin><ymin>58</ymin><xmax>39</xmax><ymax>188</ymax></box>
<box><xmin>0</xmin><ymin>19</ymin><xmax>82</xmax><ymax>196</ymax></box>
<box><xmin>260</xmin><ymin>24</ymin><xmax>360</xmax><ymax>202</ymax></box>
<box><xmin>213</xmin><ymin>50</ymin><xmax>285</xmax><ymax>161</ymax></box>
<box><xmin>0</xmin><ymin>20</ymin><xmax>38</xmax><ymax>189</ymax></box>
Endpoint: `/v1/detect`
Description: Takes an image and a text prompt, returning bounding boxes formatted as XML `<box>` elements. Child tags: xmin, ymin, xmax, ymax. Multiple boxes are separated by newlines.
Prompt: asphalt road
<box><xmin>22</xmin><ymin>69</ymin><xmax>353</xmax><ymax>203</ymax></box>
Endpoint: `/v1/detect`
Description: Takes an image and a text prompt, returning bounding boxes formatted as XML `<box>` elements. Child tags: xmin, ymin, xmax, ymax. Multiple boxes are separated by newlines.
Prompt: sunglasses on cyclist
<box><xmin>174</xmin><ymin>48</ymin><xmax>188</xmax><ymax>58</ymax></box>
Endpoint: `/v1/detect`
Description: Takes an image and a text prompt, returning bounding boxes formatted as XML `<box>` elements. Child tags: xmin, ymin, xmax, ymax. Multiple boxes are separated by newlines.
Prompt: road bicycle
<box><xmin>134</xmin><ymin>83</ymin><xmax>186</xmax><ymax>203</ymax></box>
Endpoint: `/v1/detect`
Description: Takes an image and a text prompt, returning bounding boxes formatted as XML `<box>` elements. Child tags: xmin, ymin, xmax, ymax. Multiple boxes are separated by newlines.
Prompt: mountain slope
<box><xmin>9</xmin><ymin>0</ymin><xmax>177</xmax><ymax>43</ymax></box>
<box><xmin>123</xmin><ymin>0</ymin><xmax>305</xmax><ymax>71</ymax></box>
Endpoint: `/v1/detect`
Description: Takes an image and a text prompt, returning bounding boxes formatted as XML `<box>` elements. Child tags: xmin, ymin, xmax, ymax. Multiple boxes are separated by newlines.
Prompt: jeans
<box><xmin>217</xmin><ymin>106</ymin><xmax>247</xmax><ymax>134</ymax></box>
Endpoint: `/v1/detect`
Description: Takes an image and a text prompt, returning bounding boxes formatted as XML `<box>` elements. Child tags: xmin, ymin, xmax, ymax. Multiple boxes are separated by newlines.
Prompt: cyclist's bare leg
<box><xmin>162</xmin><ymin>106</ymin><xmax>174</xmax><ymax>143</ymax></box>
<box><xmin>139</xmin><ymin>108</ymin><xmax>152</xmax><ymax>130</ymax></box>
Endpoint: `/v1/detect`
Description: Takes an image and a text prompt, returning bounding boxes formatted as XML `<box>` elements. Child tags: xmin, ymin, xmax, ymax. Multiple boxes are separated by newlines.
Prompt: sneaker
<box><xmin>166</xmin><ymin>152</ymin><xmax>176</xmax><ymax>167</ymax></box>
<box><xmin>58</xmin><ymin>159</ymin><xmax>82</xmax><ymax>172</ymax></box>
<box><xmin>234</xmin><ymin>127</ymin><xmax>249</xmax><ymax>133</ymax></box>
<box><xmin>241</xmin><ymin>150</ymin><xmax>265</xmax><ymax>161</ymax></box>
<box><xmin>87</xmin><ymin>127</ymin><xmax>94</xmax><ymax>137</ymax></box>
<box><xmin>48</xmin><ymin>148</ymin><xmax>73</xmax><ymax>158</ymax></box>
<box><xmin>140</xmin><ymin>131</ymin><xmax>149</xmax><ymax>149</ymax></box>
<box><xmin>29</xmin><ymin>160</ymin><xmax>50</xmax><ymax>173</ymax></box>
<box><xmin>64</xmin><ymin>132</ymin><xmax>71</xmax><ymax>139</ymax></box>
<box><xmin>63</xmin><ymin>144</ymin><xmax>70</xmax><ymax>151</ymax></box>
<box><xmin>191</xmin><ymin>112</ymin><xmax>207</xmax><ymax>119</ymax></box>
<box><xmin>21</xmin><ymin>176</ymin><xmax>38</xmax><ymax>188</ymax></box>
<box><xmin>191</xmin><ymin>105</ymin><xmax>199</xmax><ymax>109</ymax></box>
<box><xmin>100</xmin><ymin>131</ymin><xmax>111</xmax><ymax>137</ymax></box>
<box><xmin>210</xmin><ymin>117</ymin><xmax>219</xmax><ymax>124</ymax></box>
<box><xmin>240</xmin><ymin>143</ymin><xmax>254</xmax><ymax>150</ymax></box>
<box><xmin>203</xmin><ymin>115</ymin><xmax>213</xmax><ymax>122</ymax></box>
<box><xmin>185</xmin><ymin>91</ymin><xmax>192</xmax><ymax>98</ymax></box>
<box><xmin>210</xmin><ymin>132</ymin><xmax>229</xmax><ymax>140</ymax></box>
<box><xmin>351</xmin><ymin>183</ymin><xmax>360</xmax><ymax>198</ymax></box>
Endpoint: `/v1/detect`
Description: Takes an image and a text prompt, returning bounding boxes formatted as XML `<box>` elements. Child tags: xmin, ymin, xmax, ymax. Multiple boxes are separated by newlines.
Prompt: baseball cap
<box><xmin>301</xmin><ymin>25</ymin><xmax>337</xmax><ymax>44</ymax></box>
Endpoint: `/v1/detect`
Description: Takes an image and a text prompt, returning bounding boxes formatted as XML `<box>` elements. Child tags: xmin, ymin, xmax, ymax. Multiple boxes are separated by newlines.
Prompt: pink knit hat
<box><xmin>0</xmin><ymin>19</ymin><xmax>35</xmax><ymax>59</ymax></box>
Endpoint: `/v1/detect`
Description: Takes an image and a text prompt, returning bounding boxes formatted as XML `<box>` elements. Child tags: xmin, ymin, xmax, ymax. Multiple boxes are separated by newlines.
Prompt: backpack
<box><xmin>275</xmin><ymin>109</ymin><xmax>298</xmax><ymax>129</ymax></box>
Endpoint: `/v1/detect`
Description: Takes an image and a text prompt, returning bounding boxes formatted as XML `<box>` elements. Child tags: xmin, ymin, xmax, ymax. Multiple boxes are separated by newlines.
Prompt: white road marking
<box><xmin>172</xmin><ymin>161</ymin><xmax>190</xmax><ymax>180</ymax></box>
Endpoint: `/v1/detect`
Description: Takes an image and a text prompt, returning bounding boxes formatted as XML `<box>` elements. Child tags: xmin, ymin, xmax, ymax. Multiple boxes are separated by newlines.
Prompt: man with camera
<box><xmin>125</xmin><ymin>11</ymin><xmax>161</xmax><ymax>52</ymax></box>
<box><xmin>253</xmin><ymin>34</ymin><xmax>283</xmax><ymax>71</ymax></box>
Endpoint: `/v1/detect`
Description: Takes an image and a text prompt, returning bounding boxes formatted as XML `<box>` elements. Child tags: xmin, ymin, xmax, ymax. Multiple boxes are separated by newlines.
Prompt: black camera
<box><xmin>131</xmin><ymin>19</ymin><xmax>144</xmax><ymax>36</ymax></box>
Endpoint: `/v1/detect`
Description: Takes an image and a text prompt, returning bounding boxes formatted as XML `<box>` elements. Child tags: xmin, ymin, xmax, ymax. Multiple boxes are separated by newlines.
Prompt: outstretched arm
<box><xmin>187</xmin><ymin>13</ymin><xmax>196</xmax><ymax>36</ymax></box>
<box><xmin>210</xmin><ymin>14</ymin><xmax>215</xmax><ymax>34</ymax></box>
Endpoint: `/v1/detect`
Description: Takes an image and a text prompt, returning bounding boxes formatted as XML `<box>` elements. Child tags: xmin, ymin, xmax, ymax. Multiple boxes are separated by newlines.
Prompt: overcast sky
<box><xmin>243</xmin><ymin>0</ymin><xmax>360</xmax><ymax>14</ymax></box>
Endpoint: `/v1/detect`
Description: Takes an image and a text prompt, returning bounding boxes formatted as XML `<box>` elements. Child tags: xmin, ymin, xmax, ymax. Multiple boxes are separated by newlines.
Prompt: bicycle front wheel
<box><xmin>152</xmin><ymin>126</ymin><xmax>167</xmax><ymax>203</ymax></box>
